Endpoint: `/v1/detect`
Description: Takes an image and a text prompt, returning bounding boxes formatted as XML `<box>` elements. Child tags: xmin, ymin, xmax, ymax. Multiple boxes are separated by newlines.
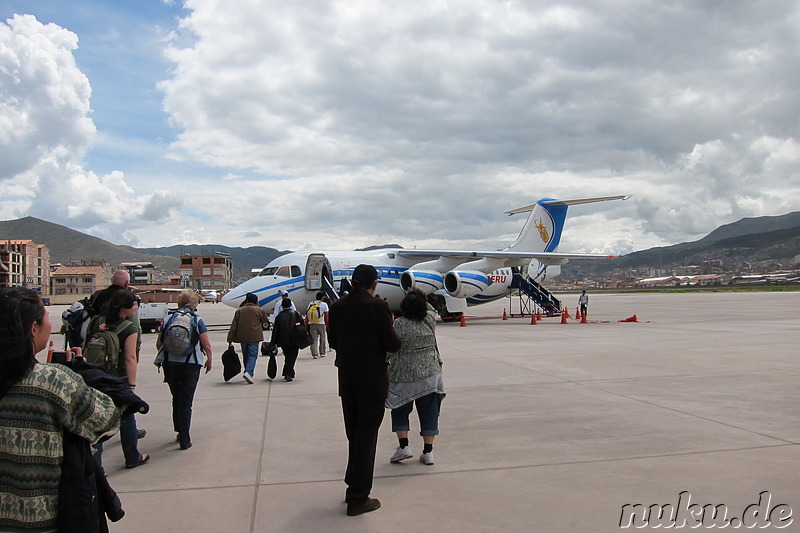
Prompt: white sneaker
<box><xmin>243</xmin><ymin>372</ymin><xmax>253</xmax><ymax>384</ymax></box>
<box><xmin>390</xmin><ymin>446</ymin><xmax>413</xmax><ymax>463</ymax></box>
<box><xmin>419</xmin><ymin>452</ymin><xmax>434</xmax><ymax>465</ymax></box>
<box><xmin>320</xmin><ymin>353</ymin><xmax>327</xmax><ymax>357</ymax></box>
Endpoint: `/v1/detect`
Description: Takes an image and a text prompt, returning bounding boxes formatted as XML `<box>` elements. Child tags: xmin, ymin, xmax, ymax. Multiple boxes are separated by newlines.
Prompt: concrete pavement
<box><xmin>67</xmin><ymin>291</ymin><xmax>799</xmax><ymax>532</ymax></box>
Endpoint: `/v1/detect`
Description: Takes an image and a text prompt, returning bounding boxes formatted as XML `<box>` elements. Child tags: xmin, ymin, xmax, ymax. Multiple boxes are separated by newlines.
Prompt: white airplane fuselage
<box><xmin>221</xmin><ymin>195</ymin><xmax>628</xmax><ymax>316</ymax></box>
<box><xmin>222</xmin><ymin>249</ymin><xmax>514</xmax><ymax>316</ymax></box>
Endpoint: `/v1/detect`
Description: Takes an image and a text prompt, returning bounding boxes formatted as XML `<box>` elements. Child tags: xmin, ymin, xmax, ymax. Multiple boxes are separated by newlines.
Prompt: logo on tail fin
<box><xmin>534</xmin><ymin>217</ymin><xmax>550</xmax><ymax>244</ymax></box>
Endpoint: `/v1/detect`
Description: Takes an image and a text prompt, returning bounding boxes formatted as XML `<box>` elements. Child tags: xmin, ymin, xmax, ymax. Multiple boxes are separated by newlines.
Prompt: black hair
<box><xmin>0</xmin><ymin>287</ymin><xmax>44</xmax><ymax>387</ymax></box>
<box><xmin>400</xmin><ymin>289</ymin><xmax>428</xmax><ymax>321</ymax></box>
<box><xmin>245</xmin><ymin>292</ymin><xmax>258</xmax><ymax>305</ymax></box>
<box><xmin>281</xmin><ymin>298</ymin><xmax>293</xmax><ymax>309</ymax></box>
<box><xmin>315</xmin><ymin>291</ymin><xmax>325</xmax><ymax>300</ymax></box>
<box><xmin>105</xmin><ymin>290</ymin><xmax>138</xmax><ymax>322</ymax></box>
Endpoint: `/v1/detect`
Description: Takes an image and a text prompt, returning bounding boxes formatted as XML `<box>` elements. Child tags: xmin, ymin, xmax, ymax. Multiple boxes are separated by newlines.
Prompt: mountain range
<box><xmin>1</xmin><ymin>212</ymin><xmax>799</xmax><ymax>279</ymax></box>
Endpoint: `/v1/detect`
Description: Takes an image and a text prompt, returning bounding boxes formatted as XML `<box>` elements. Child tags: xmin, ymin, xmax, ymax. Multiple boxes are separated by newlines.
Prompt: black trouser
<box><xmin>164</xmin><ymin>362</ymin><xmax>201</xmax><ymax>446</ymax></box>
<box><xmin>281</xmin><ymin>345</ymin><xmax>299</xmax><ymax>378</ymax></box>
<box><xmin>341</xmin><ymin>395</ymin><xmax>385</xmax><ymax>503</ymax></box>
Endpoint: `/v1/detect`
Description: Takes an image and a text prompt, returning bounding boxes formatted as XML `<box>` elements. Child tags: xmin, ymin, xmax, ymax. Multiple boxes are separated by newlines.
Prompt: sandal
<box><xmin>125</xmin><ymin>453</ymin><xmax>150</xmax><ymax>469</ymax></box>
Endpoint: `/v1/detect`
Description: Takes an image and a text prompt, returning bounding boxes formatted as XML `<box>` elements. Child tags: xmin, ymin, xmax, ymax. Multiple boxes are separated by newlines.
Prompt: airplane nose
<box><xmin>220</xmin><ymin>290</ymin><xmax>238</xmax><ymax>308</ymax></box>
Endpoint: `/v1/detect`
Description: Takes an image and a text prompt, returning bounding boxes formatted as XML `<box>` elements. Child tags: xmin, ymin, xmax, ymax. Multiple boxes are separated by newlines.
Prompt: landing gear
<box><xmin>426</xmin><ymin>294</ymin><xmax>463</xmax><ymax>322</ymax></box>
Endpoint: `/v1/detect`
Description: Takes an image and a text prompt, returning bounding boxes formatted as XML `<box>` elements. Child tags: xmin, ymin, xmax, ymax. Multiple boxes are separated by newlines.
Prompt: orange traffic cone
<box><xmin>619</xmin><ymin>315</ymin><xmax>638</xmax><ymax>323</ymax></box>
<box><xmin>502</xmin><ymin>309</ymin><xmax>508</xmax><ymax>320</ymax></box>
<box><xmin>460</xmin><ymin>315</ymin><xmax>467</xmax><ymax>327</ymax></box>
<box><xmin>575</xmin><ymin>307</ymin><xmax>581</xmax><ymax>320</ymax></box>
<box><xmin>530</xmin><ymin>313</ymin><xmax>537</xmax><ymax>325</ymax></box>
<box><xmin>581</xmin><ymin>311</ymin><xmax>588</xmax><ymax>323</ymax></box>
<box><xmin>536</xmin><ymin>310</ymin><xmax>542</xmax><ymax>321</ymax></box>
<box><xmin>564</xmin><ymin>307</ymin><xmax>571</xmax><ymax>319</ymax></box>
<box><xmin>561</xmin><ymin>309</ymin><xmax>568</xmax><ymax>324</ymax></box>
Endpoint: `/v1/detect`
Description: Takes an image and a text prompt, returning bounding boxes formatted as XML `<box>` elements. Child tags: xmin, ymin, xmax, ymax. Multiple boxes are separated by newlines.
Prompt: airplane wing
<box><xmin>396</xmin><ymin>250</ymin><xmax>615</xmax><ymax>260</ymax></box>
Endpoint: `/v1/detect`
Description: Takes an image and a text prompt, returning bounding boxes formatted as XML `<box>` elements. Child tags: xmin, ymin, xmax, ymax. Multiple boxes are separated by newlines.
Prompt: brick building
<box><xmin>49</xmin><ymin>262</ymin><xmax>112</xmax><ymax>304</ymax></box>
<box><xmin>0</xmin><ymin>240</ymin><xmax>50</xmax><ymax>296</ymax></box>
<box><xmin>179</xmin><ymin>253</ymin><xmax>232</xmax><ymax>291</ymax></box>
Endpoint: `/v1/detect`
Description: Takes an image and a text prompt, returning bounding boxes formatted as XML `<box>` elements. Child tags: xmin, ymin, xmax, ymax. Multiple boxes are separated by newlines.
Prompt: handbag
<box><xmin>291</xmin><ymin>321</ymin><xmax>313</xmax><ymax>350</ymax></box>
<box><xmin>266</xmin><ymin>353</ymin><xmax>277</xmax><ymax>379</ymax></box>
<box><xmin>221</xmin><ymin>343</ymin><xmax>241</xmax><ymax>382</ymax></box>
<box><xmin>262</xmin><ymin>342</ymin><xmax>278</xmax><ymax>379</ymax></box>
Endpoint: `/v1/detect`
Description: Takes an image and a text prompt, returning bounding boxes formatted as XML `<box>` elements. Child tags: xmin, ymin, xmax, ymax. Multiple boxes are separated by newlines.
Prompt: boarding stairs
<box><xmin>322</xmin><ymin>276</ymin><xmax>342</xmax><ymax>302</ymax></box>
<box><xmin>511</xmin><ymin>273</ymin><xmax>561</xmax><ymax>315</ymax></box>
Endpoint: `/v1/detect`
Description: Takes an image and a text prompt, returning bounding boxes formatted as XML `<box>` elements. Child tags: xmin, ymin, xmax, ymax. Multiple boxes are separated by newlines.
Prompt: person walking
<box><xmin>227</xmin><ymin>292</ymin><xmax>267</xmax><ymax>384</ymax></box>
<box><xmin>305</xmin><ymin>291</ymin><xmax>329</xmax><ymax>359</ymax></box>
<box><xmin>328</xmin><ymin>264</ymin><xmax>401</xmax><ymax>516</ymax></box>
<box><xmin>155</xmin><ymin>290</ymin><xmax>212</xmax><ymax>450</ymax></box>
<box><xmin>85</xmin><ymin>289</ymin><xmax>149</xmax><ymax>471</ymax></box>
<box><xmin>270</xmin><ymin>298</ymin><xmax>304</xmax><ymax>381</ymax></box>
<box><xmin>0</xmin><ymin>287</ymin><xmax>121</xmax><ymax>531</ymax></box>
<box><xmin>386</xmin><ymin>289</ymin><xmax>445</xmax><ymax>466</ymax></box>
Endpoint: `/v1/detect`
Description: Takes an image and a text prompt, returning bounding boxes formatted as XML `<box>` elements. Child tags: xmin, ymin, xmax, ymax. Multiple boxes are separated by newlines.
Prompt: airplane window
<box><xmin>259</xmin><ymin>267</ymin><xmax>277</xmax><ymax>276</ymax></box>
<box><xmin>276</xmin><ymin>266</ymin><xmax>290</xmax><ymax>277</ymax></box>
<box><xmin>291</xmin><ymin>266</ymin><xmax>302</xmax><ymax>277</ymax></box>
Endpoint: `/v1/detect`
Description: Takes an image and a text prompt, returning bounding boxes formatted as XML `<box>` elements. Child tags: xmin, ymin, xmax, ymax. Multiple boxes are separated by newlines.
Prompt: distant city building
<box><xmin>179</xmin><ymin>253</ymin><xmax>232</xmax><ymax>291</ymax></box>
<box><xmin>50</xmin><ymin>263</ymin><xmax>112</xmax><ymax>299</ymax></box>
<box><xmin>0</xmin><ymin>240</ymin><xmax>50</xmax><ymax>296</ymax></box>
<box><xmin>119</xmin><ymin>262</ymin><xmax>156</xmax><ymax>284</ymax></box>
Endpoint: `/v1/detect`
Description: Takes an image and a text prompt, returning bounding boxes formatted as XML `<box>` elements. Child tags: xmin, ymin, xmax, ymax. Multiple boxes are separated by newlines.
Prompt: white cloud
<box><xmin>3</xmin><ymin>1</ymin><xmax>800</xmax><ymax>256</ymax></box>
<box><xmin>0</xmin><ymin>14</ymin><xmax>180</xmax><ymax>242</ymax></box>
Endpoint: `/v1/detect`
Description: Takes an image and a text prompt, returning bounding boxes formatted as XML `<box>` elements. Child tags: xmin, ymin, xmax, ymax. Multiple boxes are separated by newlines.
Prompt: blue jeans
<box><xmin>241</xmin><ymin>342</ymin><xmax>259</xmax><ymax>376</ymax></box>
<box><xmin>390</xmin><ymin>392</ymin><xmax>443</xmax><ymax>436</ymax></box>
<box><xmin>94</xmin><ymin>413</ymin><xmax>142</xmax><ymax>469</ymax></box>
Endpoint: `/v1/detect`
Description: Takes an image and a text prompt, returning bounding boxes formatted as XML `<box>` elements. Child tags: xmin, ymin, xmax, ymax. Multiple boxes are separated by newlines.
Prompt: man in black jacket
<box><xmin>328</xmin><ymin>264</ymin><xmax>401</xmax><ymax>516</ymax></box>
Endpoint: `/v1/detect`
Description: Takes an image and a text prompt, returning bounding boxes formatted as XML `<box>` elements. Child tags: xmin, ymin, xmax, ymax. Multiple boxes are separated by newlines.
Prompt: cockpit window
<box><xmin>276</xmin><ymin>266</ymin><xmax>291</xmax><ymax>277</ymax></box>
<box><xmin>259</xmin><ymin>267</ymin><xmax>278</xmax><ymax>276</ymax></box>
<box><xmin>291</xmin><ymin>266</ymin><xmax>302</xmax><ymax>277</ymax></box>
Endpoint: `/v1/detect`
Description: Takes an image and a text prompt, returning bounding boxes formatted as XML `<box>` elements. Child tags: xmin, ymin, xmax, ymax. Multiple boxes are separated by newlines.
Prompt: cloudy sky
<box><xmin>1</xmin><ymin>1</ymin><xmax>799</xmax><ymax>256</ymax></box>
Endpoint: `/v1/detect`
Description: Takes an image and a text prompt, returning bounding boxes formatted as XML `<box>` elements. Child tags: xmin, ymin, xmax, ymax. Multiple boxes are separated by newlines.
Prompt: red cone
<box><xmin>561</xmin><ymin>309</ymin><xmax>568</xmax><ymax>324</ymax></box>
<box><xmin>460</xmin><ymin>315</ymin><xmax>467</xmax><ymax>327</ymax></box>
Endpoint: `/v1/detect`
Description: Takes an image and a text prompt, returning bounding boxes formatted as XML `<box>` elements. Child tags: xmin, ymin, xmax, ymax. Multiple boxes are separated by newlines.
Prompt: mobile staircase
<box><xmin>511</xmin><ymin>273</ymin><xmax>561</xmax><ymax>316</ymax></box>
<box><xmin>321</xmin><ymin>276</ymin><xmax>344</xmax><ymax>302</ymax></box>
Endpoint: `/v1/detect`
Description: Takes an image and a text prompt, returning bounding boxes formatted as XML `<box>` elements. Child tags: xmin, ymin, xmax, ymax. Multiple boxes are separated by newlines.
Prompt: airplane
<box><xmin>221</xmin><ymin>195</ymin><xmax>629</xmax><ymax>320</ymax></box>
<box><xmin>199</xmin><ymin>289</ymin><xmax>219</xmax><ymax>303</ymax></box>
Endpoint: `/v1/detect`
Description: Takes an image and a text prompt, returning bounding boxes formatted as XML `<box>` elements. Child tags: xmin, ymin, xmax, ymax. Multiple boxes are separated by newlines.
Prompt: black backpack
<box><xmin>61</xmin><ymin>297</ymin><xmax>95</xmax><ymax>349</ymax></box>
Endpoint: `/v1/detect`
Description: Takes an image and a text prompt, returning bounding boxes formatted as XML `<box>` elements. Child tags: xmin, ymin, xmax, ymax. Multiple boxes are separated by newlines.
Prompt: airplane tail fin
<box><xmin>504</xmin><ymin>195</ymin><xmax>629</xmax><ymax>253</ymax></box>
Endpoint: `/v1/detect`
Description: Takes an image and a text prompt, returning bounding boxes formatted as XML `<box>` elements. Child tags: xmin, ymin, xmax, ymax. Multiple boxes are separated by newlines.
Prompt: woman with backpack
<box><xmin>86</xmin><ymin>289</ymin><xmax>150</xmax><ymax>470</ymax></box>
<box><xmin>155</xmin><ymin>290</ymin><xmax>212</xmax><ymax>450</ymax></box>
<box><xmin>0</xmin><ymin>287</ymin><xmax>121</xmax><ymax>531</ymax></box>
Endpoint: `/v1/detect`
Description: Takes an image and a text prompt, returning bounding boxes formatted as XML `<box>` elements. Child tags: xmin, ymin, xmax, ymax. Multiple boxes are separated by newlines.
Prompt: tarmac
<box><xmin>48</xmin><ymin>291</ymin><xmax>799</xmax><ymax>532</ymax></box>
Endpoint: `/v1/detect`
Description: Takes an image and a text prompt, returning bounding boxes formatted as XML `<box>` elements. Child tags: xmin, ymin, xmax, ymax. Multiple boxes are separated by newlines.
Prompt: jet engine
<box><xmin>443</xmin><ymin>270</ymin><xmax>491</xmax><ymax>298</ymax></box>
<box><xmin>399</xmin><ymin>270</ymin><xmax>444</xmax><ymax>294</ymax></box>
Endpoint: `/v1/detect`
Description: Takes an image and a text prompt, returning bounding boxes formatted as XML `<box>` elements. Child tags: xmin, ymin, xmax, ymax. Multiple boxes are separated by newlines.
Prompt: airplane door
<box><xmin>305</xmin><ymin>253</ymin><xmax>328</xmax><ymax>290</ymax></box>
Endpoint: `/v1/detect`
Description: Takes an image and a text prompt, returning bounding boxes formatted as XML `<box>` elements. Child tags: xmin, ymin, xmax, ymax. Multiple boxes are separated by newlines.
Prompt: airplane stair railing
<box><xmin>321</xmin><ymin>276</ymin><xmax>341</xmax><ymax>301</ymax></box>
<box><xmin>511</xmin><ymin>273</ymin><xmax>561</xmax><ymax>314</ymax></box>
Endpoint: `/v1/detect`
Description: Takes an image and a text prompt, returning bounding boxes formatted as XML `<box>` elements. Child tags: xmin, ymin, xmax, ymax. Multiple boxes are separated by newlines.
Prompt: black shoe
<box><xmin>137</xmin><ymin>429</ymin><xmax>146</xmax><ymax>439</ymax></box>
<box><xmin>346</xmin><ymin>497</ymin><xmax>381</xmax><ymax>516</ymax></box>
<box><xmin>284</xmin><ymin>377</ymin><xmax>293</xmax><ymax>382</ymax></box>
<box><xmin>180</xmin><ymin>441</ymin><xmax>192</xmax><ymax>450</ymax></box>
